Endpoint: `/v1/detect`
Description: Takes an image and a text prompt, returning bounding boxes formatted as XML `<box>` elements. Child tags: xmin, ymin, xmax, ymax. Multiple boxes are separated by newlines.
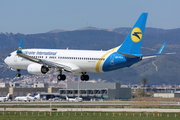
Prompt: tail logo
<box><xmin>18</xmin><ymin>47</ymin><xmax>22</xmax><ymax>51</ymax></box>
<box><xmin>131</xmin><ymin>27</ymin><xmax>142</xmax><ymax>43</ymax></box>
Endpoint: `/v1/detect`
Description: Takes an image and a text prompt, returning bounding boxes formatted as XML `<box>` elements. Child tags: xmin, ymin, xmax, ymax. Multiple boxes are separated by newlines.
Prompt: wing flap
<box><xmin>117</xmin><ymin>52</ymin><xmax>140</xmax><ymax>58</ymax></box>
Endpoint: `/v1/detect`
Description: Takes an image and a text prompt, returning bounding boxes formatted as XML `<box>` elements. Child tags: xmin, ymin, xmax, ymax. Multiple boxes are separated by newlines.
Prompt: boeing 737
<box><xmin>4</xmin><ymin>13</ymin><xmax>166</xmax><ymax>81</ymax></box>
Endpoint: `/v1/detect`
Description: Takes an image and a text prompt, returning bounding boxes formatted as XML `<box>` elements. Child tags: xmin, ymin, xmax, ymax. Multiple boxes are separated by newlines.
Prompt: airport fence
<box><xmin>0</xmin><ymin>111</ymin><xmax>180</xmax><ymax>118</ymax></box>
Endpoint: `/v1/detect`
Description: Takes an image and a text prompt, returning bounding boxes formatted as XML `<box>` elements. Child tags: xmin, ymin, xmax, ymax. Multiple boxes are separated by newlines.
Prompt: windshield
<box><xmin>7</xmin><ymin>54</ymin><xmax>11</xmax><ymax>57</ymax></box>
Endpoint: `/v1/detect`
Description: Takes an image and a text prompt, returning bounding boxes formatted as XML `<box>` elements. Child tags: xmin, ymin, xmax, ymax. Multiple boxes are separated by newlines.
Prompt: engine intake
<box><xmin>27</xmin><ymin>63</ymin><xmax>49</xmax><ymax>75</ymax></box>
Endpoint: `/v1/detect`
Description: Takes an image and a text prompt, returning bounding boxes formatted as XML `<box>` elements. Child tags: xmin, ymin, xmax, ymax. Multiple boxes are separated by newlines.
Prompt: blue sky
<box><xmin>0</xmin><ymin>0</ymin><xmax>179</xmax><ymax>34</ymax></box>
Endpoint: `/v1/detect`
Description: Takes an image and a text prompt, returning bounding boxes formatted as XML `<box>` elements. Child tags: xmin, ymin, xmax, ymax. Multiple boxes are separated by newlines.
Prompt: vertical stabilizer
<box><xmin>117</xmin><ymin>13</ymin><xmax>148</xmax><ymax>55</ymax></box>
<box><xmin>6</xmin><ymin>93</ymin><xmax>10</xmax><ymax>99</ymax></box>
<box><xmin>66</xmin><ymin>96</ymin><xmax>68</xmax><ymax>100</ymax></box>
<box><xmin>26</xmin><ymin>93</ymin><xmax>31</xmax><ymax>97</ymax></box>
<box><xmin>35</xmin><ymin>94</ymin><xmax>40</xmax><ymax>99</ymax></box>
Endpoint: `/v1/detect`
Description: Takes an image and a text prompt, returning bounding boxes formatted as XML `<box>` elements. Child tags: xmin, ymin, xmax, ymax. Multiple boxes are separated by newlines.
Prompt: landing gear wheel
<box><xmin>16</xmin><ymin>69</ymin><xmax>21</xmax><ymax>77</ymax></box>
<box><xmin>57</xmin><ymin>74</ymin><xmax>66</xmax><ymax>81</ymax></box>
<box><xmin>81</xmin><ymin>75</ymin><xmax>85</xmax><ymax>81</ymax></box>
<box><xmin>85</xmin><ymin>75</ymin><xmax>89</xmax><ymax>81</ymax></box>
<box><xmin>16</xmin><ymin>73</ymin><xmax>21</xmax><ymax>77</ymax></box>
<box><xmin>81</xmin><ymin>75</ymin><xmax>89</xmax><ymax>81</ymax></box>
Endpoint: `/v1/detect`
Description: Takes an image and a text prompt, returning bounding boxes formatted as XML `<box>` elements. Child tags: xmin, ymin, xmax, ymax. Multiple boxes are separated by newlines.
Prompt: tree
<box><xmin>141</xmin><ymin>78</ymin><xmax>147</xmax><ymax>97</ymax></box>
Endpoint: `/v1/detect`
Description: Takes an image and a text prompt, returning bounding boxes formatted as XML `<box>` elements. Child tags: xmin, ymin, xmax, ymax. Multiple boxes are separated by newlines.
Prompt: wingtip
<box><xmin>157</xmin><ymin>42</ymin><xmax>166</xmax><ymax>55</ymax></box>
<box><xmin>17</xmin><ymin>38</ymin><xmax>25</xmax><ymax>53</ymax></box>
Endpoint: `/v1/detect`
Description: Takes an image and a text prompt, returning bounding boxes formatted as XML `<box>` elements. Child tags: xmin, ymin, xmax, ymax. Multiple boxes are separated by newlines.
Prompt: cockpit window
<box><xmin>7</xmin><ymin>54</ymin><xmax>11</xmax><ymax>57</ymax></box>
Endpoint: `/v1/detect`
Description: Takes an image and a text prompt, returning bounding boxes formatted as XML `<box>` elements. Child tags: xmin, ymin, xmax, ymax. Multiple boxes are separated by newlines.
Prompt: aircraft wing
<box><xmin>17</xmin><ymin>39</ymin><xmax>41</xmax><ymax>63</ymax></box>
<box><xmin>16</xmin><ymin>39</ymin><xmax>80</xmax><ymax>73</ymax></box>
<box><xmin>40</xmin><ymin>60</ymin><xmax>73</xmax><ymax>72</ymax></box>
<box><xmin>17</xmin><ymin>52</ymin><xmax>72</xmax><ymax>72</ymax></box>
<box><xmin>142</xmin><ymin>52</ymin><xmax>175</xmax><ymax>59</ymax></box>
<box><xmin>142</xmin><ymin>55</ymin><xmax>159</xmax><ymax>59</ymax></box>
<box><xmin>17</xmin><ymin>52</ymin><xmax>41</xmax><ymax>63</ymax></box>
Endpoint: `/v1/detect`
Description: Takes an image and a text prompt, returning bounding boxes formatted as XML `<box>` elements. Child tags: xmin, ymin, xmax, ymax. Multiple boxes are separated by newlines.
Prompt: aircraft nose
<box><xmin>4</xmin><ymin>57</ymin><xmax>10</xmax><ymax>65</ymax></box>
<box><xmin>4</xmin><ymin>57</ymin><xmax>8</xmax><ymax>64</ymax></box>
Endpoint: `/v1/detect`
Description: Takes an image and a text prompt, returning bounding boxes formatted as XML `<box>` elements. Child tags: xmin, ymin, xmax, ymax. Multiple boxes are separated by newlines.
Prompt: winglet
<box><xmin>142</xmin><ymin>42</ymin><xmax>171</xmax><ymax>60</ymax></box>
<box><xmin>157</xmin><ymin>42</ymin><xmax>166</xmax><ymax>55</ymax></box>
<box><xmin>17</xmin><ymin>39</ymin><xmax>24</xmax><ymax>53</ymax></box>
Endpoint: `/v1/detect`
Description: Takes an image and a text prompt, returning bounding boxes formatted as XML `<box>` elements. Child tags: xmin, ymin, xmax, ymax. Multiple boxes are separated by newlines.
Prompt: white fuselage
<box><xmin>5</xmin><ymin>48</ymin><xmax>119</xmax><ymax>74</ymax></box>
<box><xmin>14</xmin><ymin>96</ymin><xmax>28</xmax><ymax>101</ymax></box>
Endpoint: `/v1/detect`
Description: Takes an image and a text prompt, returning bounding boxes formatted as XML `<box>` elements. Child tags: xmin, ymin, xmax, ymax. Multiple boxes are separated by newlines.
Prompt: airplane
<box><xmin>4</xmin><ymin>13</ymin><xmax>166</xmax><ymax>81</ymax></box>
<box><xmin>14</xmin><ymin>93</ymin><xmax>39</xmax><ymax>102</ymax></box>
<box><xmin>27</xmin><ymin>93</ymin><xmax>40</xmax><ymax>101</ymax></box>
<box><xmin>14</xmin><ymin>93</ymin><xmax>31</xmax><ymax>102</ymax></box>
<box><xmin>0</xmin><ymin>93</ymin><xmax>10</xmax><ymax>102</ymax></box>
<box><xmin>66</xmin><ymin>96</ymin><xmax>83</xmax><ymax>102</ymax></box>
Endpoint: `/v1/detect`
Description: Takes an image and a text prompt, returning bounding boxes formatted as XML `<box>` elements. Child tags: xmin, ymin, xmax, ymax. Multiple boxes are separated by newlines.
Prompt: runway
<box><xmin>1</xmin><ymin>108</ymin><xmax>180</xmax><ymax>112</ymax></box>
<box><xmin>0</xmin><ymin>101</ymin><xmax>180</xmax><ymax>113</ymax></box>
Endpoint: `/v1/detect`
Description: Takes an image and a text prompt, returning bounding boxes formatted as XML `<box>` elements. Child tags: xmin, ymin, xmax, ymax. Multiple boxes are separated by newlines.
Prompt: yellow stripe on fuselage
<box><xmin>95</xmin><ymin>47</ymin><xmax>117</xmax><ymax>72</ymax></box>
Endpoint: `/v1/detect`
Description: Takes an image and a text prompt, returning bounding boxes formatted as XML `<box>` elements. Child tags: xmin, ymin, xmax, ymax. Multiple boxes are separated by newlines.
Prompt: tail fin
<box><xmin>26</xmin><ymin>93</ymin><xmax>31</xmax><ymax>97</ymax></box>
<box><xmin>35</xmin><ymin>94</ymin><xmax>40</xmax><ymax>99</ymax></box>
<box><xmin>66</xmin><ymin>96</ymin><xmax>68</xmax><ymax>100</ymax></box>
<box><xmin>6</xmin><ymin>93</ymin><xmax>10</xmax><ymax>99</ymax></box>
<box><xmin>117</xmin><ymin>13</ymin><xmax>148</xmax><ymax>55</ymax></box>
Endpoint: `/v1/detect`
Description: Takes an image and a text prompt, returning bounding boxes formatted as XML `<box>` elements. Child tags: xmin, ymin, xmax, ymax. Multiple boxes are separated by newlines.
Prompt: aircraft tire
<box><xmin>81</xmin><ymin>75</ymin><xmax>89</xmax><ymax>81</ymax></box>
<box><xmin>85</xmin><ymin>75</ymin><xmax>89</xmax><ymax>81</ymax></box>
<box><xmin>16</xmin><ymin>73</ymin><xmax>21</xmax><ymax>77</ymax></box>
<box><xmin>61</xmin><ymin>74</ymin><xmax>66</xmax><ymax>80</ymax></box>
<box><xmin>81</xmin><ymin>75</ymin><xmax>85</xmax><ymax>81</ymax></box>
<box><xmin>57</xmin><ymin>74</ymin><xmax>66</xmax><ymax>81</ymax></box>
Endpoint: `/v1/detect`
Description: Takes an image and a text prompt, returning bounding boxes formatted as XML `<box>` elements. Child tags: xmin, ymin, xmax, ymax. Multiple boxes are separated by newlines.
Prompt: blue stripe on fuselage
<box><xmin>102</xmin><ymin>52</ymin><xmax>140</xmax><ymax>72</ymax></box>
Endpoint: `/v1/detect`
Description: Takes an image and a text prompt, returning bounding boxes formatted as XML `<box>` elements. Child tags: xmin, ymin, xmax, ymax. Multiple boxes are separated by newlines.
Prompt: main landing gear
<box><xmin>16</xmin><ymin>69</ymin><xmax>21</xmax><ymax>77</ymax></box>
<box><xmin>57</xmin><ymin>72</ymin><xmax>89</xmax><ymax>81</ymax></box>
<box><xmin>80</xmin><ymin>72</ymin><xmax>89</xmax><ymax>81</ymax></box>
<box><xmin>57</xmin><ymin>71</ymin><xmax>66</xmax><ymax>81</ymax></box>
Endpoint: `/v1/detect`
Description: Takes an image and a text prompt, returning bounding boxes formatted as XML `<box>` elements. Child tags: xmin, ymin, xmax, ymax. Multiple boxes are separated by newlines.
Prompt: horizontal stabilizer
<box><xmin>142</xmin><ymin>42</ymin><xmax>175</xmax><ymax>59</ymax></box>
<box><xmin>118</xmin><ymin>52</ymin><xmax>140</xmax><ymax>58</ymax></box>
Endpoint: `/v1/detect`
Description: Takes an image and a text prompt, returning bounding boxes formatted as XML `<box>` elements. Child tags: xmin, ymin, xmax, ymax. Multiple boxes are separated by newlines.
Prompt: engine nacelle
<box><xmin>27</xmin><ymin>63</ymin><xmax>49</xmax><ymax>75</ymax></box>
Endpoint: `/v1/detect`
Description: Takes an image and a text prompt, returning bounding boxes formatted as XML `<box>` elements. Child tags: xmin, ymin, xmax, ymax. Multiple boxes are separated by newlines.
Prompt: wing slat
<box><xmin>17</xmin><ymin>53</ymin><xmax>72</xmax><ymax>72</ymax></box>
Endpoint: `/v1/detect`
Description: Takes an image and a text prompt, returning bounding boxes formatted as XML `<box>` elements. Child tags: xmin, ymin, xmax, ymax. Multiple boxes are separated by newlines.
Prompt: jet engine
<box><xmin>27</xmin><ymin>63</ymin><xmax>49</xmax><ymax>75</ymax></box>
